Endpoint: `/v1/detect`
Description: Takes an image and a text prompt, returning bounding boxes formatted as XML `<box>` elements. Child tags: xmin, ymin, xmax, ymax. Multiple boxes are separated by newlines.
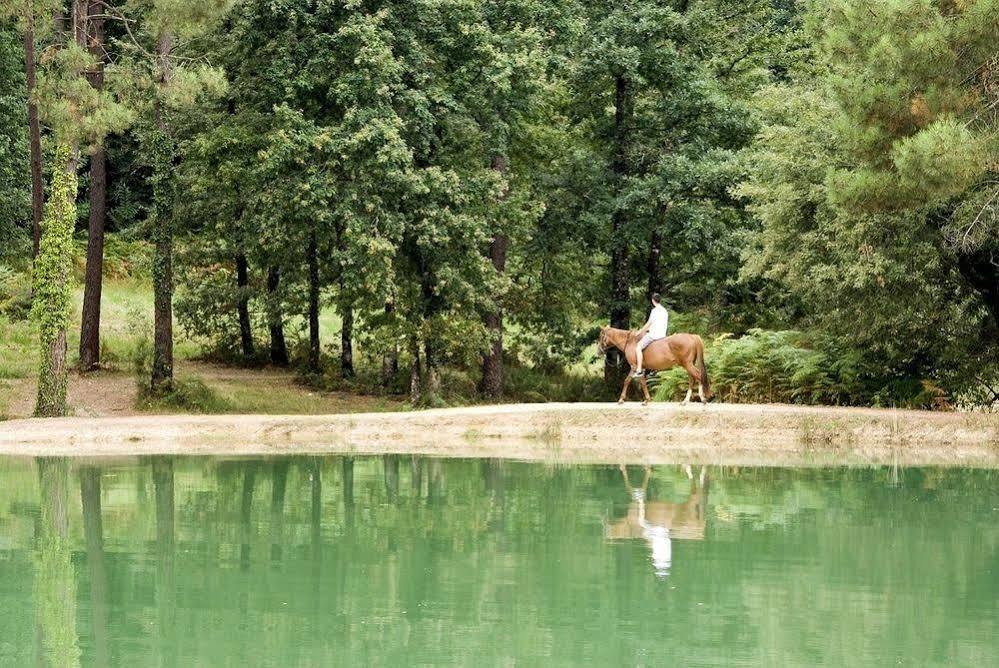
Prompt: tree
<box><xmin>32</xmin><ymin>142</ymin><xmax>77</xmax><ymax>415</ymax></box>
<box><xmin>0</xmin><ymin>20</ymin><xmax>28</xmax><ymax>257</ymax></box>
<box><xmin>29</xmin><ymin>0</ymin><xmax>129</xmax><ymax>415</ymax></box>
<box><xmin>110</xmin><ymin>0</ymin><xmax>228</xmax><ymax>391</ymax></box>
<box><xmin>473</xmin><ymin>0</ymin><xmax>550</xmax><ymax>397</ymax></box>
<box><xmin>78</xmin><ymin>0</ymin><xmax>108</xmax><ymax>371</ymax></box>
<box><xmin>741</xmin><ymin>0</ymin><xmax>998</xmax><ymax>400</ymax></box>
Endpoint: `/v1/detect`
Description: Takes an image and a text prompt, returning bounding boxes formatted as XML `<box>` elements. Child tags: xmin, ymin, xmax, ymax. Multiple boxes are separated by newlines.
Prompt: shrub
<box><xmin>0</xmin><ymin>266</ymin><xmax>31</xmax><ymax>320</ymax></box>
<box><xmin>649</xmin><ymin>329</ymin><xmax>947</xmax><ymax>408</ymax></box>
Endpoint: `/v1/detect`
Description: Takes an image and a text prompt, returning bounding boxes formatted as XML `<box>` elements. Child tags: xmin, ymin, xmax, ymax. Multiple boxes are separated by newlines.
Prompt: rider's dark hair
<box><xmin>651</xmin><ymin>292</ymin><xmax>661</xmax><ymax>304</ymax></box>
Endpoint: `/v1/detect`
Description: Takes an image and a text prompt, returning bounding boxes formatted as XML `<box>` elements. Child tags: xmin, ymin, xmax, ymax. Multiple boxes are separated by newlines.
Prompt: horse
<box><xmin>597</xmin><ymin>326</ymin><xmax>711</xmax><ymax>405</ymax></box>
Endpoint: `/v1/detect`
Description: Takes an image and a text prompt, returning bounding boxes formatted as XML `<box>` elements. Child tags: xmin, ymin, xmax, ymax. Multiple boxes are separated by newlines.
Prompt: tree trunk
<box><xmin>266</xmin><ymin>265</ymin><xmax>289</xmax><ymax>365</ymax></box>
<box><xmin>408</xmin><ymin>334</ymin><xmax>422</xmax><ymax>403</ymax></box>
<box><xmin>308</xmin><ymin>231</ymin><xmax>321</xmax><ymax>373</ymax></box>
<box><xmin>480</xmin><ymin>153</ymin><xmax>509</xmax><ymax>398</ymax></box>
<box><xmin>606</xmin><ymin>74</ymin><xmax>632</xmax><ymax>385</ymax></box>
<box><xmin>24</xmin><ymin>15</ymin><xmax>43</xmax><ymax>258</ymax></box>
<box><xmin>235</xmin><ymin>252</ymin><xmax>254</xmax><ymax>359</ymax></box>
<box><xmin>79</xmin><ymin>145</ymin><xmax>105</xmax><ymax>370</ymax></box>
<box><xmin>151</xmin><ymin>30</ymin><xmax>174</xmax><ymax>391</ymax></box>
<box><xmin>381</xmin><ymin>302</ymin><xmax>398</xmax><ymax>386</ymax></box>
<box><xmin>35</xmin><ymin>147</ymin><xmax>78</xmax><ymax>418</ymax></box>
<box><xmin>340</xmin><ymin>298</ymin><xmax>354</xmax><ymax>378</ymax></box>
<box><xmin>647</xmin><ymin>227</ymin><xmax>662</xmax><ymax>302</ymax></box>
<box><xmin>79</xmin><ymin>1</ymin><xmax>107</xmax><ymax>371</ymax></box>
<box><xmin>424</xmin><ymin>339</ymin><xmax>440</xmax><ymax>398</ymax></box>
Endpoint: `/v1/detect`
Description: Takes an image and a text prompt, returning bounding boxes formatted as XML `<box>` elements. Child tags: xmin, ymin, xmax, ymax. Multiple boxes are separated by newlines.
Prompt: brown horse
<box><xmin>597</xmin><ymin>326</ymin><xmax>711</xmax><ymax>404</ymax></box>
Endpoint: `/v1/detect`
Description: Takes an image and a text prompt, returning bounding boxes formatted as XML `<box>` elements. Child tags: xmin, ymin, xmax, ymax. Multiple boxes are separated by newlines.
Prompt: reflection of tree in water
<box><xmin>80</xmin><ymin>466</ymin><xmax>110</xmax><ymax>668</ymax></box>
<box><xmin>270</xmin><ymin>459</ymin><xmax>289</xmax><ymax>564</ymax></box>
<box><xmin>605</xmin><ymin>465</ymin><xmax>709</xmax><ymax>579</ymax></box>
<box><xmin>34</xmin><ymin>457</ymin><xmax>81</xmax><ymax>668</ymax></box>
<box><xmin>152</xmin><ymin>457</ymin><xmax>177</xmax><ymax>668</ymax></box>
<box><xmin>384</xmin><ymin>455</ymin><xmax>400</xmax><ymax>502</ymax></box>
<box><xmin>4</xmin><ymin>458</ymin><xmax>998</xmax><ymax>666</ymax></box>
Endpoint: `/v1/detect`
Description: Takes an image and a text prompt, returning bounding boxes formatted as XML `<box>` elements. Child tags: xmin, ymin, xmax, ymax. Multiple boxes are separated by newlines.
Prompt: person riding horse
<box><xmin>597</xmin><ymin>295</ymin><xmax>711</xmax><ymax>405</ymax></box>
<box><xmin>635</xmin><ymin>293</ymin><xmax>668</xmax><ymax>376</ymax></box>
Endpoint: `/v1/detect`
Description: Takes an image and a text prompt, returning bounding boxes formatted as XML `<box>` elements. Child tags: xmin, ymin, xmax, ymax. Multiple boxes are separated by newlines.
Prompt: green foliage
<box><xmin>0</xmin><ymin>265</ymin><xmax>32</xmax><ymax>320</ymax></box>
<box><xmin>8</xmin><ymin>0</ymin><xmax>992</xmax><ymax>410</ymax></box>
<box><xmin>740</xmin><ymin>0</ymin><xmax>999</xmax><ymax>401</ymax></box>
<box><xmin>130</xmin><ymin>309</ymin><xmax>232</xmax><ymax>412</ymax></box>
<box><xmin>32</xmin><ymin>143</ymin><xmax>77</xmax><ymax>417</ymax></box>
<box><xmin>135</xmin><ymin>376</ymin><xmax>232</xmax><ymax>413</ymax></box>
<box><xmin>651</xmin><ymin>329</ymin><xmax>949</xmax><ymax>409</ymax></box>
<box><xmin>71</xmin><ymin>234</ymin><xmax>152</xmax><ymax>280</ymax></box>
<box><xmin>0</xmin><ymin>22</ymin><xmax>27</xmax><ymax>255</ymax></box>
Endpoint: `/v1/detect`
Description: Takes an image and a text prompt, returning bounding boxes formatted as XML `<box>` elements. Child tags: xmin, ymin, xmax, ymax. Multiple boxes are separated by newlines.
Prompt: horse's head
<box><xmin>596</xmin><ymin>326</ymin><xmax>611</xmax><ymax>354</ymax></box>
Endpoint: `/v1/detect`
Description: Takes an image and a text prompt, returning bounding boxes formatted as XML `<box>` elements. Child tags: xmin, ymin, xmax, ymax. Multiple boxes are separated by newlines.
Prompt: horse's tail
<box><xmin>696</xmin><ymin>335</ymin><xmax>711</xmax><ymax>399</ymax></box>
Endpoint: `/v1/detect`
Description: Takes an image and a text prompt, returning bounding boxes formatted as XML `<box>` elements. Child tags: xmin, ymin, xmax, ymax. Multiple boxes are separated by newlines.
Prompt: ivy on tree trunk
<box><xmin>150</xmin><ymin>31</ymin><xmax>175</xmax><ymax>391</ymax></box>
<box><xmin>33</xmin><ymin>143</ymin><xmax>77</xmax><ymax>417</ymax></box>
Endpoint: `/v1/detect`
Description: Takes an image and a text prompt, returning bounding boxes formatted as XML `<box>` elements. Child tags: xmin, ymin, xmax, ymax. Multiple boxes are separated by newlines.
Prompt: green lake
<box><xmin>1</xmin><ymin>455</ymin><xmax>997</xmax><ymax>666</ymax></box>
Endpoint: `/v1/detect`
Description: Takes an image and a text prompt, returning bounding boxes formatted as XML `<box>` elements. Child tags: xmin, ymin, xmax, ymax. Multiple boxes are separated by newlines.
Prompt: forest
<box><xmin>0</xmin><ymin>0</ymin><xmax>996</xmax><ymax>415</ymax></box>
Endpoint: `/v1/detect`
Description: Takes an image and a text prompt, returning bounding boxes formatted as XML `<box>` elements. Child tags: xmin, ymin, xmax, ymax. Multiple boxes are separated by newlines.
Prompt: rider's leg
<box><xmin>635</xmin><ymin>334</ymin><xmax>652</xmax><ymax>375</ymax></box>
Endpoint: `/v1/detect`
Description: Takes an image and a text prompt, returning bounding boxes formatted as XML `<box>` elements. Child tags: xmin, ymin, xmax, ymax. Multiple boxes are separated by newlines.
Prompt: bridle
<box><xmin>597</xmin><ymin>329</ymin><xmax>634</xmax><ymax>367</ymax></box>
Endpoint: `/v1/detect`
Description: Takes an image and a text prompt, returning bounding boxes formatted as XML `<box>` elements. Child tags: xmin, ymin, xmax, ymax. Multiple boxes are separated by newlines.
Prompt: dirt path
<box><xmin>3</xmin><ymin>360</ymin><xmax>402</xmax><ymax>418</ymax></box>
<box><xmin>1</xmin><ymin>402</ymin><xmax>996</xmax><ymax>467</ymax></box>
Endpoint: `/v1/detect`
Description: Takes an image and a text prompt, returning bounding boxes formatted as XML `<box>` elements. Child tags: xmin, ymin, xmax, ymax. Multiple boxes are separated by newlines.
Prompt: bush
<box><xmin>504</xmin><ymin>360</ymin><xmax>606</xmax><ymax>403</ymax></box>
<box><xmin>128</xmin><ymin>308</ymin><xmax>231</xmax><ymax>413</ymax></box>
<box><xmin>0</xmin><ymin>266</ymin><xmax>31</xmax><ymax>320</ymax></box>
<box><xmin>135</xmin><ymin>376</ymin><xmax>233</xmax><ymax>413</ymax></box>
<box><xmin>649</xmin><ymin>329</ymin><xmax>951</xmax><ymax>408</ymax></box>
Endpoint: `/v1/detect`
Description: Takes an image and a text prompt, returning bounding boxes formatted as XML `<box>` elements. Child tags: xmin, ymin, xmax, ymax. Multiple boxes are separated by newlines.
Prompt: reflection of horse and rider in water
<box><xmin>604</xmin><ymin>465</ymin><xmax>709</xmax><ymax>579</ymax></box>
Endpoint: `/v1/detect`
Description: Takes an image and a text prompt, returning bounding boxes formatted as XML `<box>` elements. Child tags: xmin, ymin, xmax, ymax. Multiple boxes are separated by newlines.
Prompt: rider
<box><xmin>634</xmin><ymin>293</ymin><xmax>668</xmax><ymax>377</ymax></box>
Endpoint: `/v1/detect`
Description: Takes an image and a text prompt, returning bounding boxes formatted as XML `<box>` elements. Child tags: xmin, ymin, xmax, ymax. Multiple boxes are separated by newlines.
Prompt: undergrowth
<box><xmin>649</xmin><ymin>329</ymin><xmax>951</xmax><ymax>409</ymax></box>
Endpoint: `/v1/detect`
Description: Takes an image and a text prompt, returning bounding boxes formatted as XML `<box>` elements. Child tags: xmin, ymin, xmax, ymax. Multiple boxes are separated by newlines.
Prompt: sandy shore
<box><xmin>1</xmin><ymin>402</ymin><xmax>997</xmax><ymax>467</ymax></box>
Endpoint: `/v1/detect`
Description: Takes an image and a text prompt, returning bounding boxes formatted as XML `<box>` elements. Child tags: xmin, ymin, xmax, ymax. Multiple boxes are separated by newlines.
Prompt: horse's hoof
<box><xmin>617</xmin><ymin>399</ymin><xmax>625</xmax><ymax>405</ymax></box>
<box><xmin>642</xmin><ymin>401</ymin><xmax>649</xmax><ymax>407</ymax></box>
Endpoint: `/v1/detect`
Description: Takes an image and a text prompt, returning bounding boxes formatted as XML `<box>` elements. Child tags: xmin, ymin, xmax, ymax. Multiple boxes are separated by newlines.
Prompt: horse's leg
<box><xmin>618</xmin><ymin>371</ymin><xmax>632</xmax><ymax>404</ymax></box>
<box><xmin>680</xmin><ymin>359</ymin><xmax>701</xmax><ymax>405</ymax></box>
<box><xmin>639</xmin><ymin>374</ymin><xmax>652</xmax><ymax>405</ymax></box>
<box><xmin>698</xmin><ymin>381</ymin><xmax>706</xmax><ymax>404</ymax></box>
<box><xmin>683</xmin><ymin>464</ymin><xmax>693</xmax><ymax>479</ymax></box>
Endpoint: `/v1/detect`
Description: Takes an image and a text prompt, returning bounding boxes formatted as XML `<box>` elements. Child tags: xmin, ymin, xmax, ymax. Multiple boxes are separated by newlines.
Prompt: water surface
<box><xmin>1</xmin><ymin>455</ymin><xmax>997</xmax><ymax>666</ymax></box>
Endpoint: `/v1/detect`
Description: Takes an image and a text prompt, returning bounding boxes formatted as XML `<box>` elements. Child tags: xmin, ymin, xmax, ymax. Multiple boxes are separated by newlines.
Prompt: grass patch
<box><xmin>208</xmin><ymin>376</ymin><xmax>402</xmax><ymax>415</ymax></box>
<box><xmin>135</xmin><ymin>377</ymin><xmax>233</xmax><ymax>414</ymax></box>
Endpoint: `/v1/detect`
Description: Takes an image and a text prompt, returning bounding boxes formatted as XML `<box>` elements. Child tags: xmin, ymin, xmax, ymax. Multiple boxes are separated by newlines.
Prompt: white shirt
<box><xmin>648</xmin><ymin>304</ymin><xmax>669</xmax><ymax>339</ymax></box>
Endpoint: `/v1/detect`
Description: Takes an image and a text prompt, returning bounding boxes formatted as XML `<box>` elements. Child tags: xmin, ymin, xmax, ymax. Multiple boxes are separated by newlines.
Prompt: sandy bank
<box><xmin>1</xmin><ymin>402</ymin><xmax>996</xmax><ymax>467</ymax></box>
